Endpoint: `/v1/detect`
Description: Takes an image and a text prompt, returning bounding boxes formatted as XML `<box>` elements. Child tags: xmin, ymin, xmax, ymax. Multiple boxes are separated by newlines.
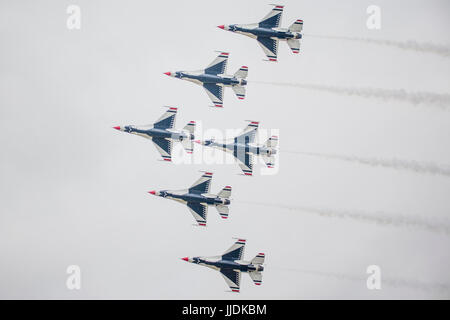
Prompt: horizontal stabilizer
<box><xmin>289</xmin><ymin>19</ymin><xmax>303</xmax><ymax>32</ymax></box>
<box><xmin>251</xmin><ymin>253</ymin><xmax>265</xmax><ymax>265</ymax></box>
<box><xmin>262</xmin><ymin>155</ymin><xmax>275</xmax><ymax>168</ymax></box>
<box><xmin>181</xmin><ymin>121</ymin><xmax>196</xmax><ymax>154</ymax></box>
<box><xmin>287</xmin><ymin>38</ymin><xmax>300</xmax><ymax>54</ymax></box>
<box><xmin>233</xmin><ymin>66</ymin><xmax>248</xmax><ymax>79</ymax></box>
<box><xmin>217</xmin><ymin>185</ymin><xmax>232</xmax><ymax>199</ymax></box>
<box><xmin>264</xmin><ymin>135</ymin><xmax>278</xmax><ymax>148</ymax></box>
<box><xmin>249</xmin><ymin>271</ymin><xmax>263</xmax><ymax>286</ymax></box>
<box><xmin>215</xmin><ymin>204</ymin><xmax>229</xmax><ymax>219</ymax></box>
<box><xmin>181</xmin><ymin>139</ymin><xmax>194</xmax><ymax>154</ymax></box>
<box><xmin>232</xmin><ymin>85</ymin><xmax>246</xmax><ymax>100</ymax></box>
<box><xmin>183</xmin><ymin>121</ymin><xmax>196</xmax><ymax>134</ymax></box>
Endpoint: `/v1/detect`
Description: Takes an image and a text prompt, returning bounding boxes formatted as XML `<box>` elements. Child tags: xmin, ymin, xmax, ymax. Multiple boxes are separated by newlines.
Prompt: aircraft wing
<box><xmin>256</xmin><ymin>36</ymin><xmax>279</xmax><ymax>61</ymax></box>
<box><xmin>152</xmin><ymin>137</ymin><xmax>173</xmax><ymax>162</ymax></box>
<box><xmin>258</xmin><ymin>5</ymin><xmax>283</xmax><ymax>28</ymax></box>
<box><xmin>153</xmin><ymin>107</ymin><xmax>177</xmax><ymax>129</ymax></box>
<box><xmin>220</xmin><ymin>268</ymin><xmax>241</xmax><ymax>293</ymax></box>
<box><xmin>186</xmin><ymin>202</ymin><xmax>208</xmax><ymax>226</ymax></box>
<box><xmin>204</xmin><ymin>52</ymin><xmax>229</xmax><ymax>75</ymax></box>
<box><xmin>235</xmin><ymin>121</ymin><xmax>259</xmax><ymax>144</ymax></box>
<box><xmin>189</xmin><ymin>172</ymin><xmax>213</xmax><ymax>194</ymax></box>
<box><xmin>203</xmin><ymin>83</ymin><xmax>224</xmax><ymax>107</ymax></box>
<box><xmin>222</xmin><ymin>238</ymin><xmax>246</xmax><ymax>261</ymax></box>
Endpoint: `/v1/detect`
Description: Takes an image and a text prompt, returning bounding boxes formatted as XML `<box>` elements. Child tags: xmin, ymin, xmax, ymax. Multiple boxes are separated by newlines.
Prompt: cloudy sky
<box><xmin>1</xmin><ymin>0</ymin><xmax>449</xmax><ymax>299</ymax></box>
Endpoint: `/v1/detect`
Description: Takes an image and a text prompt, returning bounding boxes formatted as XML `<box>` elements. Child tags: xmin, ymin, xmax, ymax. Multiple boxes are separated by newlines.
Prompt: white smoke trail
<box><xmin>271</xmin><ymin>267</ymin><xmax>450</xmax><ymax>294</ymax></box>
<box><xmin>254</xmin><ymin>81</ymin><xmax>450</xmax><ymax>110</ymax></box>
<box><xmin>283</xmin><ymin>151</ymin><xmax>450</xmax><ymax>177</ymax></box>
<box><xmin>304</xmin><ymin>34</ymin><xmax>450</xmax><ymax>58</ymax></box>
<box><xmin>238</xmin><ymin>201</ymin><xmax>450</xmax><ymax>235</ymax></box>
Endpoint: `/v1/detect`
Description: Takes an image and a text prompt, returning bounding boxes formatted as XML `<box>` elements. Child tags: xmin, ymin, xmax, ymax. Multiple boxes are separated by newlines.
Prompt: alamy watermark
<box><xmin>66</xmin><ymin>5</ymin><xmax>81</xmax><ymax>30</ymax></box>
<box><xmin>366</xmin><ymin>265</ymin><xmax>381</xmax><ymax>290</ymax></box>
<box><xmin>66</xmin><ymin>265</ymin><xmax>81</xmax><ymax>290</ymax></box>
<box><xmin>366</xmin><ymin>5</ymin><xmax>381</xmax><ymax>30</ymax></box>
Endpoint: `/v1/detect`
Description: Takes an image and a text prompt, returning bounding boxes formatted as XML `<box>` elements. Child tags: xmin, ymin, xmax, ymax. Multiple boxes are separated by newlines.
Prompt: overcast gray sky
<box><xmin>1</xmin><ymin>0</ymin><xmax>449</xmax><ymax>299</ymax></box>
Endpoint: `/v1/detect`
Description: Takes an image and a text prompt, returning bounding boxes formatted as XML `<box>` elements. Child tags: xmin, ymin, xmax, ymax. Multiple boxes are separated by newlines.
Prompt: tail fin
<box><xmin>215</xmin><ymin>204</ymin><xmax>229</xmax><ymax>219</ymax></box>
<box><xmin>217</xmin><ymin>185</ymin><xmax>232</xmax><ymax>199</ymax></box>
<box><xmin>181</xmin><ymin>121</ymin><xmax>196</xmax><ymax>154</ymax></box>
<box><xmin>234</xmin><ymin>66</ymin><xmax>248</xmax><ymax>79</ymax></box>
<box><xmin>288</xmin><ymin>19</ymin><xmax>303</xmax><ymax>32</ymax></box>
<box><xmin>264</xmin><ymin>135</ymin><xmax>278</xmax><ymax>148</ymax></box>
<box><xmin>251</xmin><ymin>253</ymin><xmax>265</xmax><ymax>265</ymax></box>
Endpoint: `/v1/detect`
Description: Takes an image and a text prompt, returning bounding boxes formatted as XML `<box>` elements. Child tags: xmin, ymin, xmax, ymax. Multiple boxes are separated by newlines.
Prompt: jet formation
<box><xmin>113</xmin><ymin>4</ymin><xmax>304</xmax><ymax>293</ymax></box>
<box><xmin>182</xmin><ymin>238</ymin><xmax>265</xmax><ymax>292</ymax></box>
<box><xmin>218</xmin><ymin>4</ymin><xmax>303</xmax><ymax>61</ymax></box>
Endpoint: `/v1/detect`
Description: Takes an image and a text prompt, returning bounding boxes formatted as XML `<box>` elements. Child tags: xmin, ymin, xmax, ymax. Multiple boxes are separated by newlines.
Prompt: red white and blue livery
<box><xmin>196</xmin><ymin>121</ymin><xmax>278</xmax><ymax>176</ymax></box>
<box><xmin>163</xmin><ymin>52</ymin><xmax>248</xmax><ymax>108</ymax></box>
<box><xmin>181</xmin><ymin>238</ymin><xmax>265</xmax><ymax>293</ymax></box>
<box><xmin>148</xmin><ymin>172</ymin><xmax>231</xmax><ymax>226</ymax></box>
<box><xmin>113</xmin><ymin>107</ymin><xmax>196</xmax><ymax>162</ymax></box>
<box><xmin>218</xmin><ymin>4</ymin><xmax>303</xmax><ymax>62</ymax></box>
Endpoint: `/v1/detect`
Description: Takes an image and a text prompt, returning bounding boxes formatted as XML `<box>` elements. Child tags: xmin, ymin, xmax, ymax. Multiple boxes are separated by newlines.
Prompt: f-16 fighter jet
<box><xmin>113</xmin><ymin>107</ymin><xmax>195</xmax><ymax>162</ymax></box>
<box><xmin>195</xmin><ymin>121</ymin><xmax>278</xmax><ymax>176</ymax></box>
<box><xmin>181</xmin><ymin>238</ymin><xmax>265</xmax><ymax>293</ymax></box>
<box><xmin>163</xmin><ymin>52</ymin><xmax>248</xmax><ymax>108</ymax></box>
<box><xmin>148</xmin><ymin>172</ymin><xmax>231</xmax><ymax>226</ymax></box>
<box><xmin>218</xmin><ymin>4</ymin><xmax>303</xmax><ymax>62</ymax></box>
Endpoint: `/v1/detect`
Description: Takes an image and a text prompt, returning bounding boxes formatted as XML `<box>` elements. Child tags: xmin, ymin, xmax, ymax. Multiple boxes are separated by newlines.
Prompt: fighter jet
<box><xmin>113</xmin><ymin>107</ymin><xmax>195</xmax><ymax>162</ymax></box>
<box><xmin>218</xmin><ymin>4</ymin><xmax>303</xmax><ymax>62</ymax></box>
<box><xmin>195</xmin><ymin>121</ymin><xmax>278</xmax><ymax>176</ymax></box>
<box><xmin>181</xmin><ymin>238</ymin><xmax>265</xmax><ymax>293</ymax></box>
<box><xmin>163</xmin><ymin>52</ymin><xmax>248</xmax><ymax>108</ymax></box>
<box><xmin>148</xmin><ymin>171</ymin><xmax>231</xmax><ymax>226</ymax></box>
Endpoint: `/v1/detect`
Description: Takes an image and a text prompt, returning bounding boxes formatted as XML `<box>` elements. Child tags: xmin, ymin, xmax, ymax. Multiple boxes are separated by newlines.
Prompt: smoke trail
<box><xmin>272</xmin><ymin>267</ymin><xmax>450</xmax><ymax>294</ymax></box>
<box><xmin>254</xmin><ymin>81</ymin><xmax>450</xmax><ymax>110</ymax></box>
<box><xmin>238</xmin><ymin>201</ymin><xmax>450</xmax><ymax>235</ymax></box>
<box><xmin>283</xmin><ymin>151</ymin><xmax>450</xmax><ymax>177</ymax></box>
<box><xmin>304</xmin><ymin>34</ymin><xmax>450</xmax><ymax>58</ymax></box>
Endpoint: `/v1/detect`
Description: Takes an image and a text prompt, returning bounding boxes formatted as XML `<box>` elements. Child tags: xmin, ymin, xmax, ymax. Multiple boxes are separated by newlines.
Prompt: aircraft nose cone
<box><xmin>148</xmin><ymin>190</ymin><xmax>156</xmax><ymax>195</ymax></box>
<box><xmin>217</xmin><ymin>25</ymin><xmax>225</xmax><ymax>29</ymax></box>
<box><xmin>113</xmin><ymin>126</ymin><xmax>121</xmax><ymax>130</ymax></box>
<box><xmin>181</xmin><ymin>257</ymin><xmax>189</xmax><ymax>262</ymax></box>
<box><xmin>163</xmin><ymin>72</ymin><xmax>171</xmax><ymax>76</ymax></box>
